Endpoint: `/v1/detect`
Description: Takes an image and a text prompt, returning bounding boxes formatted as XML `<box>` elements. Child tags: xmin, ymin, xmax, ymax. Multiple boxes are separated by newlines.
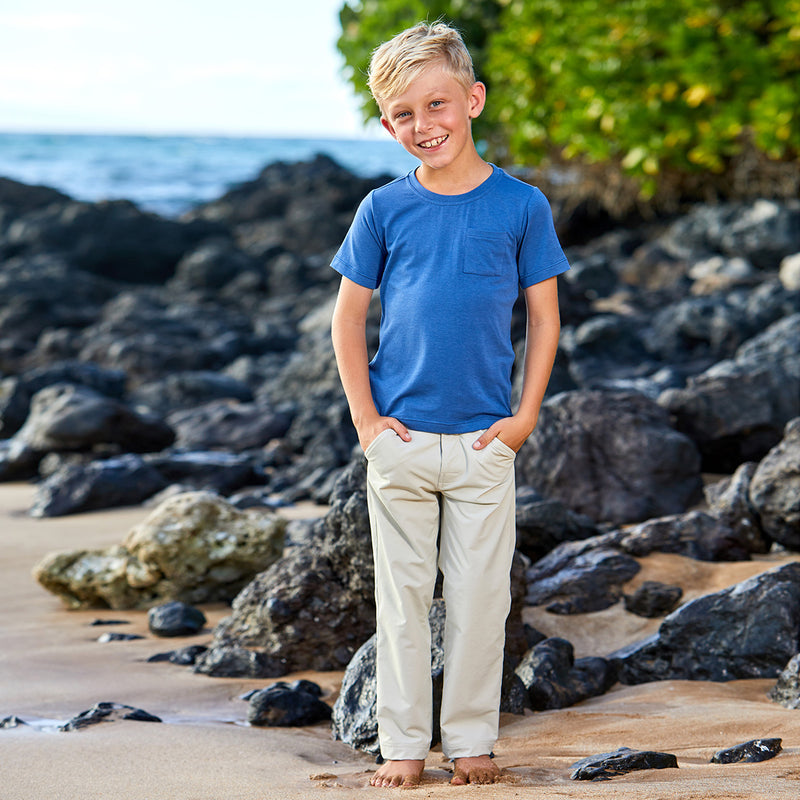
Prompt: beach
<box><xmin>4</xmin><ymin>482</ymin><xmax>800</xmax><ymax>799</ymax></box>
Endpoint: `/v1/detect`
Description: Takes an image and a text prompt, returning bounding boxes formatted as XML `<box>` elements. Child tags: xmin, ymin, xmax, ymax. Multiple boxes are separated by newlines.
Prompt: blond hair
<box><xmin>367</xmin><ymin>21</ymin><xmax>476</xmax><ymax>108</ymax></box>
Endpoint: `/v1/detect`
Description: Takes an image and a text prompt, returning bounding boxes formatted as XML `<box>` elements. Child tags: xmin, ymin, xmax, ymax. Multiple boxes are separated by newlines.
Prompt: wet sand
<box><xmin>3</xmin><ymin>482</ymin><xmax>800</xmax><ymax>799</ymax></box>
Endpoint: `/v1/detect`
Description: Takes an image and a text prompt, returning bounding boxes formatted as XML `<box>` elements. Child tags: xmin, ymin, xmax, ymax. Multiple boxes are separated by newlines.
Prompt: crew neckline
<box><xmin>407</xmin><ymin>163</ymin><xmax>501</xmax><ymax>204</ymax></box>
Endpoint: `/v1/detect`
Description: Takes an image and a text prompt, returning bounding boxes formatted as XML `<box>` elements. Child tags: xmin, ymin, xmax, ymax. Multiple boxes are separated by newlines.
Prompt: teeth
<box><xmin>420</xmin><ymin>135</ymin><xmax>448</xmax><ymax>149</ymax></box>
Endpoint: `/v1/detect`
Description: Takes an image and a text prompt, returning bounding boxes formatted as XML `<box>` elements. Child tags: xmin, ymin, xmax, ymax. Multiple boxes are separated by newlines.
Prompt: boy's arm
<box><xmin>473</xmin><ymin>275</ymin><xmax>561</xmax><ymax>452</ymax></box>
<box><xmin>331</xmin><ymin>276</ymin><xmax>411</xmax><ymax>451</ymax></box>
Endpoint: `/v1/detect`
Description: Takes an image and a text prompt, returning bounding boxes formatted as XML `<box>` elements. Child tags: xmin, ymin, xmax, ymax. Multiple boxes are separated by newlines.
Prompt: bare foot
<box><xmin>450</xmin><ymin>754</ymin><xmax>500</xmax><ymax>785</ymax></box>
<box><xmin>370</xmin><ymin>759</ymin><xmax>425</xmax><ymax>788</ymax></box>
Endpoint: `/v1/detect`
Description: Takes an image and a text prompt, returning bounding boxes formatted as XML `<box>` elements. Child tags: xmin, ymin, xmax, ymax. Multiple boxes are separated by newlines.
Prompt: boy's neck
<box><xmin>415</xmin><ymin>155</ymin><xmax>493</xmax><ymax>196</ymax></box>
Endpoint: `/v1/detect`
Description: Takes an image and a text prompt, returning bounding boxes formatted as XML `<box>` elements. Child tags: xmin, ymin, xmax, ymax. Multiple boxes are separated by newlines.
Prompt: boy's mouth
<box><xmin>418</xmin><ymin>135</ymin><xmax>448</xmax><ymax>149</ymax></box>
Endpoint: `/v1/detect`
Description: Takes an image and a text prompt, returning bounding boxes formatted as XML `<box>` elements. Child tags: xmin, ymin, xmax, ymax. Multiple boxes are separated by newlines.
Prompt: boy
<box><xmin>331</xmin><ymin>21</ymin><xmax>569</xmax><ymax>788</ymax></box>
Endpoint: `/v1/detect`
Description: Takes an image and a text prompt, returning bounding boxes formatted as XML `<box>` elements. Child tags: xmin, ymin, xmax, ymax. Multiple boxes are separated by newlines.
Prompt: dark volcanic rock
<box><xmin>516</xmin><ymin>390</ymin><xmax>703</xmax><ymax>526</ymax></box>
<box><xmin>768</xmin><ymin>654</ymin><xmax>800</xmax><ymax>709</ymax></box>
<box><xmin>659</xmin><ymin>313</ymin><xmax>800</xmax><ymax>472</ymax></box>
<box><xmin>247</xmin><ymin>681</ymin><xmax>332</xmax><ymax>727</ymax></box>
<box><xmin>144</xmin><ymin>451</ymin><xmax>261</xmax><ymax>495</ymax></box>
<box><xmin>147</xmin><ymin>644</ymin><xmax>208</xmax><ymax>665</ymax></box>
<box><xmin>614</xmin><ymin>562</ymin><xmax>800</xmax><ymax>684</ymax></box>
<box><xmin>623</xmin><ymin>581</ymin><xmax>683</xmax><ymax>618</ymax></box>
<box><xmin>132</xmin><ymin>371</ymin><xmax>254</xmax><ymax>416</ymax></box>
<box><xmin>514</xmin><ymin>637</ymin><xmax>617</xmax><ymax>710</ymax></box>
<box><xmin>167</xmin><ymin>399</ymin><xmax>292</xmax><ymax>452</ymax></box>
<box><xmin>570</xmin><ymin>747</ymin><xmax>679</xmax><ymax>781</ymax></box>
<box><xmin>525</xmin><ymin>548</ymin><xmax>641</xmax><ymax>613</ymax></box>
<box><xmin>12</xmin><ymin>383</ymin><xmax>174</xmax><ymax>456</ymax></box>
<box><xmin>514</xmin><ymin>486</ymin><xmax>599</xmax><ymax>562</ymax></box>
<box><xmin>748</xmin><ymin>417</ymin><xmax>800</xmax><ymax>550</ymax></box>
<box><xmin>192</xmin><ymin>645</ymin><xmax>285</xmax><ymax>678</ymax></box>
<box><xmin>704</xmin><ymin>463</ymin><xmax>770</xmax><ymax>554</ymax></box>
<box><xmin>59</xmin><ymin>702</ymin><xmax>162</xmax><ymax>731</ymax></box>
<box><xmin>3</xmin><ymin>198</ymin><xmax>225</xmax><ymax>283</ymax></box>
<box><xmin>710</xmin><ymin>738</ymin><xmax>782</xmax><ymax>764</ymax></box>
<box><xmin>148</xmin><ymin>601</ymin><xmax>207</xmax><ymax>637</ymax></box>
<box><xmin>30</xmin><ymin>454</ymin><xmax>168</xmax><ymax>517</ymax></box>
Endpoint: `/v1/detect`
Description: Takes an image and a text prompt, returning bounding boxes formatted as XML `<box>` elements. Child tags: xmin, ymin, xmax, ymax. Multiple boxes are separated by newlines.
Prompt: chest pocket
<box><xmin>462</xmin><ymin>231</ymin><xmax>515</xmax><ymax>277</ymax></box>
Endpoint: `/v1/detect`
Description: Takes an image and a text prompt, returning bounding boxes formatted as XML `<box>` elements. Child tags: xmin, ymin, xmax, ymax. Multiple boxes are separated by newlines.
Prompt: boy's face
<box><xmin>380</xmin><ymin>63</ymin><xmax>485</xmax><ymax>176</ymax></box>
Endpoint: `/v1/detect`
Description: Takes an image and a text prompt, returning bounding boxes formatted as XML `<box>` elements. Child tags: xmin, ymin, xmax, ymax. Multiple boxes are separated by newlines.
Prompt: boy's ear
<box><xmin>468</xmin><ymin>81</ymin><xmax>487</xmax><ymax>119</ymax></box>
<box><xmin>381</xmin><ymin>117</ymin><xmax>398</xmax><ymax>139</ymax></box>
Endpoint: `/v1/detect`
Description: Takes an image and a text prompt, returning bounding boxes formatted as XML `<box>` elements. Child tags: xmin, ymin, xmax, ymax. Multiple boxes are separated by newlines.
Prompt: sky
<box><xmin>0</xmin><ymin>0</ymin><xmax>379</xmax><ymax>137</ymax></box>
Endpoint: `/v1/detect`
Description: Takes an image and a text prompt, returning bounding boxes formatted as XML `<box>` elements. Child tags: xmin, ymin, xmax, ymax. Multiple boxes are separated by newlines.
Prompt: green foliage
<box><xmin>337</xmin><ymin>0</ymin><xmax>800</xmax><ymax>203</ymax></box>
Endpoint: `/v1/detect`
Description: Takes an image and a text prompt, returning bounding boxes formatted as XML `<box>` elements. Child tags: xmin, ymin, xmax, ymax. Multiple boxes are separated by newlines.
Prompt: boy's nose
<box><xmin>415</xmin><ymin>112</ymin><xmax>434</xmax><ymax>133</ymax></box>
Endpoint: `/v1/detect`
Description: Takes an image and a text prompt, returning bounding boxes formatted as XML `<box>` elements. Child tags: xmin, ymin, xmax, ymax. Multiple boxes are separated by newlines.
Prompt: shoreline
<box><xmin>4</xmin><ymin>482</ymin><xmax>800</xmax><ymax>798</ymax></box>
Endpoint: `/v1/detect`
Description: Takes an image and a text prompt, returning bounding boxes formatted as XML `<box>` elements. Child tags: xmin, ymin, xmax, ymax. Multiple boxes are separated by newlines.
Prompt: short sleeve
<box><xmin>518</xmin><ymin>189</ymin><xmax>570</xmax><ymax>288</ymax></box>
<box><xmin>331</xmin><ymin>192</ymin><xmax>386</xmax><ymax>289</ymax></box>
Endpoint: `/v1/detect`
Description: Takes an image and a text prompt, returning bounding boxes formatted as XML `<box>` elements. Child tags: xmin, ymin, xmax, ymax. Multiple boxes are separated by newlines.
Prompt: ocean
<box><xmin>0</xmin><ymin>132</ymin><xmax>419</xmax><ymax>219</ymax></box>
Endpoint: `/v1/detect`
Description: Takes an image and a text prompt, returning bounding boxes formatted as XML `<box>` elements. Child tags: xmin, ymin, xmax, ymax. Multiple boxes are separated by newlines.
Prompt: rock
<box><xmin>516</xmin><ymin>390</ymin><xmax>703</xmax><ymax>526</ymax></box>
<box><xmin>97</xmin><ymin>632</ymin><xmax>144</xmax><ymax>642</ymax></box>
<box><xmin>166</xmin><ymin>399</ymin><xmax>292</xmax><ymax>451</ymax></box>
<box><xmin>147</xmin><ymin>644</ymin><xmax>208</xmax><ymax>665</ymax></box>
<box><xmin>659</xmin><ymin>314</ymin><xmax>800</xmax><ymax>472</ymax></box>
<box><xmin>0</xmin><ymin>360</ymin><xmax>127</xmax><ymax>438</ymax></box>
<box><xmin>704</xmin><ymin>463</ymin><xmax>770</xmax><ymax>554</ymax></box>
<box><xmin>144</xmin><ymin>451</ymin><xmax>262</xmax><ymax>495</ymax></box>
<box><xmin>525</xmin><ymin>548</ymin><xmax>641</xmax><ymax>613</ymax></box>
<box><xmin>30</xmin><ymin>454</ymin><xmax>169</xmax><ymax>517</ymax></box>
<box><xmin>12</xmin><ymin>383</ymin><xmax>174</xmax><ymax>456</ymax></box>
<box><xmin>246</xmin><ymin>681</ymin><xmax>332</xmax><ymax>727</ymax></box>
<box><xmin>168</xmin><ymin>239</ymin><xmax>262</xmax><ymax>291</ymax></box>
<box><xmin>614</xmin><ymin>562</ymin><xmax>800</xmax><ymax>683</ymax></box>
<box><xmin>331</xmin><ymin>600</ymin><xmax>447</xmax><ymax>756</ymax></box>
<box><xmin>514</xmin><ymin>486</ymin><xmax>599</xmax><ymax>562</ymax></box>
<box><xmin>148</xmin><ymin>601</ymin><xmax>207</xmax><ymax>637</ymax></box>
<box><xmin>192</xmin><ymin>645</ymin><xmax>284</xmax><ymax>678</ymax></box>
<box><xmin>711</xmin><ymin>738</ymin><xmax>783</xmax><ymax>764</ymax></box>
<box><xmin>331</xmin><ymin>634</ymin><xmax>380</xmax><ymax>755</ymax></box>
<box><xmin>570</xmin><ymin>747</ymin><xmax>679</xmax><ymax>781</ymax></box>
<box><xmin>623</xmin><ymin>581</ymin><xmax>683</xmax><ymax>618</ymax></box>
<box><xmin>4</xmin><ymin>198</ymin><xmax>225</xmax><ymax>283</ymax></box>
<box><xmin>0</xmin><ymin>715</ymin><xmax>27</xmax><ymax>729</ymax></box>
<box><xmin>131</xmin><ymin>371</ymin><xmax>254</xmax><ymax>416</ymax></box>
<box><xmin>514</xmin><ymin>638</ymin><xmax>617</xmax><ymax>711</ymax></box>
<box><xmin>205</xmin><ymin>546</ymin><xmax>373</xmax><ymax>675</ymax></box>
<box><xmin>768</xmin><ymin>654</ymin><xmax>800</xmax><ymax>709</ymax></box>
<box><xmin>58</xmin><ymin>702</ymin><xmax>162</xmax><ymax>731</ymax></box>
<box><xmin>33</xmin><ymin>491</ymin><xmax>285</xmax><ymax>609</ymax></box>
<box><xmin>748</xmin><ymin>418</ymin><xmax>800</xmax><ymax>550</ymax></box>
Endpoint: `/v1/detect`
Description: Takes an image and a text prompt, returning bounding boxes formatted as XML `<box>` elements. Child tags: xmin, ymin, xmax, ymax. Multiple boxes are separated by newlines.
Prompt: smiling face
<box><xmin>379</xmin><ymin>62</ymin><xmax>487</xmax><ymax>189</ymax></box>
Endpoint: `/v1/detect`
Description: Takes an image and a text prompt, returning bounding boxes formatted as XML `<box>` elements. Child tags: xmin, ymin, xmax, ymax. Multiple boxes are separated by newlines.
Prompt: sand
<box><xmin>3</xmin><ymin>482</ymin><xmax>800</xmax><ymax>799</ymax></box>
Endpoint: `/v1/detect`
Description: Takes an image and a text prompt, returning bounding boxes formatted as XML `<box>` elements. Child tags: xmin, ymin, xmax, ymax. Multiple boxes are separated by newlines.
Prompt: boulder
<box><xmin>525</xmin><ymin>548</ymin><xmax>641</xmax><ymax>613</ymax></box>
<box><xmin>514</xmin><ymin>637</ymin><xmax>617</xmax><ymax>711</ymax></box>
<box><xmin>516</xmin><ymin>390</ymin><xmax>703</xmax><ymax>526</ymax></box>
<box><xmin>514</xmin><ymin>486</ymin><xmax>599</xmax><ymax>563</ymax></box>
<box><xmin>748</xmin><ymin>417</ymin><xmax>800</xmax><ymax>550</ymax></box>
<box><xmin>166</xmin><ymin>399</ymin><xmax>292</xmax><ymax>452</ymax></box>
<box><xmin>3</xmin><ymin>198</ymin><xmax>225</xmax><ymax>283</ymax></box>
<box><xmin>30</xmin><ymin>455</ymin><xmax>169</xmax><ymax>517</ymax></box>
<box><xmin>613</xmin><ymin>562</ymin><xmax>800</xmax><ymax>683</ymax></box>
<box><xmin>659</xmin><ymin>313</ymin><xmax>800</xmax><ymax>472</ymax></box>
<box><xmin>33</xmin><ymin>491</ymin><xmax>285</xmax><ymax>609</ymax></box>
<box><xmin>11</xmin><ymin>383</ymin><xmax>174</xmax><ymax>456</ymax></box>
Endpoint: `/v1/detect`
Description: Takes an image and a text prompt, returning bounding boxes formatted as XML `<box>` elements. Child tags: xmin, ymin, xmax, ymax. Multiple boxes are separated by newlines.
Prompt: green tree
<box><xmin>337</xmin><ymin>0</ymin><xmax>800</xmax><ymax>208</ymax></box>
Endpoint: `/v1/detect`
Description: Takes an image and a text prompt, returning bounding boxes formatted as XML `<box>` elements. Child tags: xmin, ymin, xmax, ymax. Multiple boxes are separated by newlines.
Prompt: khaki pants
<box><xmin>365</xmin><ymin>428</ymin><xmax>517</xmax><ymax>760</ymax></box>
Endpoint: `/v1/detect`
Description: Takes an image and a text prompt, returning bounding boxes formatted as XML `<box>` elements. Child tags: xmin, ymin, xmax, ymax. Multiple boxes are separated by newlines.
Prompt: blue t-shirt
<box><xmin>331</xmin><ymin>164</ymin><xmax>570</xmax><ymax>434</ymax></box>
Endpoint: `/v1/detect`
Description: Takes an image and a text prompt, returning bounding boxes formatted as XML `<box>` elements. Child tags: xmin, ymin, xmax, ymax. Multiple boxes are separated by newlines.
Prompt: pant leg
<box><xmin>365</xmin><ymin>429</ymin><xmax>441</xmax><ymax>760</ymax></box>
<box><xmin>437</xmin><ymin>433</ymin><xmax>517</xmax><ymax>759</ymax></box>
